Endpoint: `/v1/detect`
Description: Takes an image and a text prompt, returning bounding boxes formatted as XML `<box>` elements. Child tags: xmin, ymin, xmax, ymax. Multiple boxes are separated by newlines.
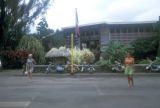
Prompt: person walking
<box><xmin>26</xmin><ymin>54</ymin><xmax>36</xmax><ymax>80</ymax></box>
<box><xmin>124</xmin><ymin>53</ymin><xmax>135</xmax><ymax>87</ymax></box>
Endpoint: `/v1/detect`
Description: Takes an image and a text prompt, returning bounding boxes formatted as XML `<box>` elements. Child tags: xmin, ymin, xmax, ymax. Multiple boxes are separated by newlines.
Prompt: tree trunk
<box><xmin>0</xmin><ymin>0</ymin><xmax>5</xmax><ymax>50</ymax></box>
<box><xmin>158</xmin><ymin>38</ymin><xmax>160</xmax><ymax>57</ymax></box>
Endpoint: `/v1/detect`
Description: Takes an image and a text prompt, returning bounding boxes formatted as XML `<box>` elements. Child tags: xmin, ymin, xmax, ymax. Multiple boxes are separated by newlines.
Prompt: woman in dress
<box><xmin>26</xmin><ymin>54</ymin><xmax>36</xmax><ymax>80</ymax></box>
<box><xmin>124</xmin><ymin>53</ymin><xmax>135</xmax><ymax>87</ymax></box>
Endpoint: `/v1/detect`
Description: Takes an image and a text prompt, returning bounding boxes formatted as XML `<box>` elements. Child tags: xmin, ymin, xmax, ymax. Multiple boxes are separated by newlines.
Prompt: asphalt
<box><xmin>0</xmin><ymin>74</ymin><xmax>160</xmax><ymax>108</ymax></box>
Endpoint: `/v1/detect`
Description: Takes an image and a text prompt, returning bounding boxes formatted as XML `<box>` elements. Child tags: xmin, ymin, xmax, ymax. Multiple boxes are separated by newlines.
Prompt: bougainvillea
<box><xmin>0</xmin><ymin>50</ymin><xmax>30</xmax><ymax>68</ymax></box>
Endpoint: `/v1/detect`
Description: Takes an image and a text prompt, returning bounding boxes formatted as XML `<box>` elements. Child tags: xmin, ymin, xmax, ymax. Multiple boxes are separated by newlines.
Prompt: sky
<box><xmin>39</xmin><ymin>0</ymin><xmax>160</xmax><ymax>31</ymax></box>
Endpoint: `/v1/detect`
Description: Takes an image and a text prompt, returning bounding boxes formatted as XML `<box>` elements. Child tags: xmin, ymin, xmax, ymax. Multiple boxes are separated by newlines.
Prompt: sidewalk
<box><xmin>1</xmin><ymin>69</ymin><xmax>160</xmax><ymax>77</ymax></box>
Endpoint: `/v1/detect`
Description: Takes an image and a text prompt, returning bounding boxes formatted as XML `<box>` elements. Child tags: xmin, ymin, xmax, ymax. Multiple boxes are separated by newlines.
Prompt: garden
<box><xmin>0</xmin><ymin>0</ymin><xmax>160</xmax><ymax>73</ymax></box>
<box><xmin>0</xmin><ymin>34</ymin><xmax>160</xmax><ymax>73</ymax></box>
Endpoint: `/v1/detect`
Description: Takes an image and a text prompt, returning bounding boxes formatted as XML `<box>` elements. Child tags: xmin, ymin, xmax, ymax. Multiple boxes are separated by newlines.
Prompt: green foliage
<box><xmin>52</xmin><ymin>30</ymin><xmax>65</xmax><ymax>48</ymax></box>
<box><xmin>153</xmin><ymin>57</ymin><xmax>160</xmax><ymax>64</ymax></box>
<box><xmin>132</xmin><ymin>36</ymin><xmax>158</xmax><ymax>59</ymax></box>
<box><xmin>36</xmin><ymin>17</ymin><xmax>52</xmax><ymax>38</ymax></box>
<box><xmin>35</xmin><ymin>28</ymin><xmax>65</xmax><ymax>51</ymax></box>
<box><xmin>17</xmin><ymin>36</ymin><xmax>45</xmax><ymax>64</ymax></box>
<box><xmin>96</xmin><ymin>59</ymin><xmax>112</xmax><ymax>70</ymax></box>
<box><xmin>154</xmin><ymin>20</ymin><xmax>160</xmax><ymax>57</ymax></box>
<box><xmin>0</xmin><ymin>0</ymin><xmax>52</xmax><ymax>50</ymax></box>
<box><xmin>103</xmin><ymin>41</ymin><xmax>130</xmax><ymax>64</ymax></box>
<box><xmin>137</xmin><ymin>59</ymin><xmax>151</xmax><ymax>64</ymax></box>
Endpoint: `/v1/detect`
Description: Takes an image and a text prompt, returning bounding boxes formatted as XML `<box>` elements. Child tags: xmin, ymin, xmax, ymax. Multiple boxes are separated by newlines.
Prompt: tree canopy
<box><xmin>0</xmin><ymin>0</ymin><xmax>52</xmax><ymax>50</ymax></box>
<box><xmin>132</xmin><ymin>36</ymin><xmax>158</xmax><ymax>60</ymax></box>
<box><xmin>17</xmin><ymin>35</ymin><xmax>45</xmax><ymax>64</ymax></box>
<box><xmin>36</xmin><ymin>17</ymin><xmax>53</xmax><ymax>38</ymax></box>
<box><xmin>154</xmin><ymin>18</ymin><xmax>160</xmax><ymax>57</ymax></box>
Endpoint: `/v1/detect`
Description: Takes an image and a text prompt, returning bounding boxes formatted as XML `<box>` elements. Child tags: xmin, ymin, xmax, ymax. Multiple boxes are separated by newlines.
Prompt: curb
<box><xmin>1</xmin><ymin>72</ymin><xmax>160</xmax><ymax>78</ymax></box>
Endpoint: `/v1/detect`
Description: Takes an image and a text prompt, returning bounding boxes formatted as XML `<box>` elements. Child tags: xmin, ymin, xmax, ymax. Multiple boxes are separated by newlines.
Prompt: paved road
<box><xmin>0</xmin><ymin>75</ymin><xmax>160</xmax><ymax>108</ymax></box>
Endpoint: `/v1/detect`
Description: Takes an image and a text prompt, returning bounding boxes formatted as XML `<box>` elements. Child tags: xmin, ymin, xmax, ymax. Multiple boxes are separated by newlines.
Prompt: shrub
<box><xmin>132</xmin><ymin>36</ymin><xmax>158</xmax><ymax>60</ymax></box>
<box><xmin>137</xmin><ymin>59</ymin><xmax>151</xmax><ymax>64</ymax></box>
<box><xmin>80</xmin><ymin>49</ymin><xmax>95</xmax><ymax>64</ymax></box>
<box><xmin>153</xmin><ymin>57</ymin><xmax>160</xmax><ymax>64</ymax></box>
<box><xmin>0</xmin><ymin>50</ymin><xmax>30</xmax><ymax>68</ymax></box>
<box><xmin>73</xmin><ymin>49</ymin><xmax>82</xmax><ymax>64</ymax></box>
<box><xmin>68</xmin><ymin>48</ymin><xmax>95</xmax><ymax>64</ymax></box>
<box><xmin>103</xmin><ymin>41</ymin><xmax>130</xmax><ymax>64</ymax></box>
<box><xmin>96</xmin><ymin>59</ymin><xmax>112</xmax><ymax>70</ymax></box>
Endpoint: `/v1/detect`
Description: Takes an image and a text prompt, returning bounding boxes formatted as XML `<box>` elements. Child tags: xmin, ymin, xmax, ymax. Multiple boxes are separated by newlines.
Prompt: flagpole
<box><xmin>70</xmin><ymin>33</ymin><xmax>74</xmax><ymax>75</ymax></box>
<box><xmin>75</xmin><ymin>8</ymin><xmax>80</xmax><ymax>49</ymax></box>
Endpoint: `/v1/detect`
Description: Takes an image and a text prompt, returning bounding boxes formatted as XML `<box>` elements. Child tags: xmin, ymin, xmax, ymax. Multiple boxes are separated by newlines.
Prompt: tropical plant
<box><xmin>96</xmin><ymin>59</ymin><xmax>112</xmax><ymax>70</ymax></box>
<box><xmin>103</xmin><ymin>41</ymin><xmax>130</xmax><ymax>63</ymax></box>
<box><xmin>17</xmin><ymin>36</ymin><xmax>45</xmax><ymax>64</ymax></box>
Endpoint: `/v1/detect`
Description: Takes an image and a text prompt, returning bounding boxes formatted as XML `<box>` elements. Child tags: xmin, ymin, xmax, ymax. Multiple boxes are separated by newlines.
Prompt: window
<box><xmin>128</xmin><ymin>28</ymin><xmax>132</xmax><ymax>33</ymax></box>
<box><xmin>139</xmin><ymin>27</ymin><xmax>143</xmax><ymax>32</ymax></box>
<box><xmin>81</xmin><ymin>32</ymin><xmax>85</xmax><ymax>36</ymax></box>
<box><xmin>121</xmin><ymin>28</ymin><xmax>127</xmax><ymax>33</ymax></box>
<box><xmin>145</xmin><ymin>27</ymin><xmax>152</xmax><ymax>32</ymax></box>
<box><xmin>110</xmin><ymin>28</ymin><xmax>114</xmax><ymax>33</ymax></box>
<box><xmin>116</xmin><ymin>28</ymin><xmax>120</xmax><ymax>33</ymax></box>
<box><xmin>86</xmin><ymin>31</ymin><xmax>90</xmax><ymax>36</ymax></box>
<box><xmin>133</xmin><ymin>28</ymin><xmax>138</xmax><ymax>32</ymax></box>
<box><xmin>95</xmin><ymin>30</ymin><xmax>100</xmax><ymax>35</ymax></box>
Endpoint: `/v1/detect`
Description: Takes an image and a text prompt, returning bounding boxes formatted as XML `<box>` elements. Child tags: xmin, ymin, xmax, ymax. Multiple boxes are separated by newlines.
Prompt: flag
<box><xmin>75</xmin><ymin>8</ymin><xmax>80</xmax><ymax>37</ymax></box>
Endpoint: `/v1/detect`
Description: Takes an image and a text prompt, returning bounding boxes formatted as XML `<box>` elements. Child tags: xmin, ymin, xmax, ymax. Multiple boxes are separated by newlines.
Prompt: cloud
<box><xmin>105</xmin><ymin>0</ymin><xmax>160</xmax><ymax>21</ymax></box>
<box><xmin>134</xmin><ymin>9</ymin><xmax>160</xmax><ymax>21</ymax></box>
<box><xmin>45</xmin><ymin>0</ymin><xmax>160</xmax><ymax>30</ymax></box>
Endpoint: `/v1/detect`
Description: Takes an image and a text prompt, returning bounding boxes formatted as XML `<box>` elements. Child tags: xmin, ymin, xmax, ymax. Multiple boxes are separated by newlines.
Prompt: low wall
<box><xmin>134</xmin><ymin>64</ymin><xmax>147</xmax><ymax>73</ymax></box>
<box><xmin>33</xmin><ymin>64</ymin><xmax>148</xmax><ymax>73</ymax></box>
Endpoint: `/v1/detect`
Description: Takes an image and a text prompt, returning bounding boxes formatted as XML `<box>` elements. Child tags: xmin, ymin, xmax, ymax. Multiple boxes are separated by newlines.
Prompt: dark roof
<box><xmin>62</xmin><ymin>21</ymin><xmax>157</xmax><ymax>32</ymax></box>
<box><xmin>108</xmin><ymin>21</ymin><xmax>156</xmax><ymax>28</ymax></box>
<box><xmin>62</xmin><ymin>23</ymin><xmax>107</xmax><ymax>32</ymax></box>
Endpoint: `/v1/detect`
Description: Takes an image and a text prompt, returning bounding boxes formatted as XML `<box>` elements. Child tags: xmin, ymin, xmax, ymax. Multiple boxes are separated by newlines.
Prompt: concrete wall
<box><xmin>33</xmin><ymin>64</ymin><xmax>148</xmax><ymax>73</ymax></box>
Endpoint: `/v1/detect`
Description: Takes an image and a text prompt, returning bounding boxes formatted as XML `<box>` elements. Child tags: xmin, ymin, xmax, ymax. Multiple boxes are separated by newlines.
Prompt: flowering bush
<box><xmin>68</xmin><ymin>48</ymin><xmax>95</xmax><ymax>64</ymax></box>
<box><xmin>0</xmin><ymin>50</ymin><xmax>30</xmax><ymax>69</ymax></box>
<box><xmin>80</xmin><ymin>49</ymin><xmax>95</xmax><ymax>64</ymax></box>
<box><xmin>72</xmin><ymin>49</ymin><xmax>82</xmax><ymax>64</ymax></box>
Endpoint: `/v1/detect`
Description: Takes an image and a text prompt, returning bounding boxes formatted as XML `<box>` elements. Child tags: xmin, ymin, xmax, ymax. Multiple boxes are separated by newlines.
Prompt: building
<box><xmin>62</xmin><ymin>20</ymin><xmax>158</xmax><ymax>60</ymax></box>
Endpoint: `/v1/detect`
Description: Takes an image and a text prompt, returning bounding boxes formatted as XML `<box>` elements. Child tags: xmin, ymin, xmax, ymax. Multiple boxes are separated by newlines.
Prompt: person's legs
<box><xmin>127</xmin><ymin>75</ymin><xmax>131</xmax><ymax>87</ymax></box>
<box><xmin>30</xmin><ymin>71</ymin><xmax>32</xmax><ymax>80</ymax></box>
<box><xmin>28</xmin><ymin>71</ymin><xmax>32</xmax><ymax>80</ymax></box>
<box><xmin>130</xmin><ymin>75</ymin><xmax>134</xmax><ymax>86</ymax></box>
<box><xmin>27</xmin><ymin>71</ymin><xmax>30</xmax><ymax>79</ymax></box>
